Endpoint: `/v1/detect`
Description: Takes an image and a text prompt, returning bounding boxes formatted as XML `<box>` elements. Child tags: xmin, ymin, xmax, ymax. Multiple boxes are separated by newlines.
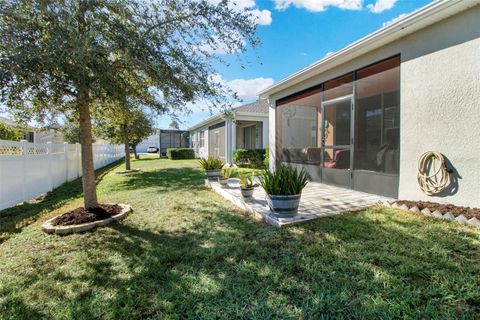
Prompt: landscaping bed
<box><xmin>52</xmin><ymin>204</ymin><xmax>122</xmax><ymax>226</ymax></box>
<box><xmin>395</xmin><ymin>200</ymin><xmax>480</xmax><ymax>219</ymax></box>
<box><xmin>43</xmin><ymin>203</ymin><xmax>131</xmax><ymax>235</ymax></box>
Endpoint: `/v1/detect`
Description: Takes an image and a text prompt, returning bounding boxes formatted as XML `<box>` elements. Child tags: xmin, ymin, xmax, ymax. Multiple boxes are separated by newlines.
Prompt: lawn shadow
<box><xmin>36</xmin><ymin>205</ymin><xmax>480</xmax><ymax>318</ymax></box>
<box><xmin>0</xmin><ymin>159</ymin><xmax>123</xmax><ymax>243</ymax></box>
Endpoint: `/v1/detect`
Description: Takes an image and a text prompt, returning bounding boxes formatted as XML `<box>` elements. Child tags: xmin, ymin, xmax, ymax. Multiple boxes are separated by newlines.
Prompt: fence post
<box><xmin>64</xmin><ymin>142</ymin><xmax>69</xmax><ymax>182</ymax></box>
<box><xmin>46</xmin><ymin>142</ymin><xmax>53</xmax><ymax>191</ymax></box>
<box><xmin>20</xmin><ymin>139</ymin><xmax>27</xmax><ymax>203</ymax></box>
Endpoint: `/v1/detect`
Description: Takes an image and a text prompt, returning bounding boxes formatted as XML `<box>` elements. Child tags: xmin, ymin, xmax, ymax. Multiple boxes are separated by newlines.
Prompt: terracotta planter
<box><xmin>266</xmin><ymin>194</ymin><xmax>302</xmax><ymax>218</ymax></box>
<box><xmin>241</xmin><ymin>187</ymin><xmax>254</xmax><ymax>198</ymax></box>
<box><xmin>218</xmin><ymin>177</ymin><xmax>229</xmax><ymax>186</ymax></box>
<box><xmin>206</xmin><ymin>169</ymin><xmax>221</xmax><ymax>180</ymax></box>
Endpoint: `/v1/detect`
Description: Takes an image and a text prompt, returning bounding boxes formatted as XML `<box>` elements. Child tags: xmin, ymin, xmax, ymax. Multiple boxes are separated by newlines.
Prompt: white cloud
<box><xmin>199</xmin><ymin>0</ymin><xmax>271</xmax><ymax>56</ymax></box>
<box><xmin>168</xmin><ymin>76</ymin><xmax>274</xmax><ymax>128</ymax></box>
<box><xmin>226</xmin><ymin>77</ymin><xmax>275</xmax><ymax>100</ymax></box>
<box><xmin>274</xmin><ymin>0</ymin><xmax>363</xmax><ymax>12</ymax></box>
<box><xmin>251</xmin><ymin>9</ymin><xmax>272</xmax><ymax>25</ymax></box>
<box><xmin>325</xmin><ymin>51</ymin><xmax>334</xmax><ymax>57</ymax></box>
<box><xmin>382</xmin><ymin>12</ymin><xmax>407</xmax><ymax>27</ymax></box>
<box><xmin>207</xmin><ymin>0</ymin><xmax>272</xmax><ymax>25</ymax></box>
<box><xmin>367</xmin><ymin>0</ymin><xmax>397</xmax><ymax>13</ymax></box>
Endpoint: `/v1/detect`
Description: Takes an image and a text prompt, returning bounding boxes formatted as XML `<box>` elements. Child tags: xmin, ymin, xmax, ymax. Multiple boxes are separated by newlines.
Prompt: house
<box><xmin>159</xmin><ymin>121</ymin><xmax>189</xmax><ymax>156</ymax></box>
<box><xmin>188</xmin><ymin>100</ymin><xmax>269</xmax><ymax>163</ymax></box>
<box><xmin>260</xmin><ymin>0</ymin><xmax>480</xmax><ymax>207</ymax></box>
<box><xmin>135</xmin><ymin>128</ymin><xmax>160</xmax><ymax>153</ymax></box>
<box><xmin>0</xmin><ymin>116</ymin><xmax>64</xmax><ymax>143</ymax></box>
<box><xmin>136</xmin><ymin>121</ymin><xmax>189</xmax><ymax>155</ymax></box>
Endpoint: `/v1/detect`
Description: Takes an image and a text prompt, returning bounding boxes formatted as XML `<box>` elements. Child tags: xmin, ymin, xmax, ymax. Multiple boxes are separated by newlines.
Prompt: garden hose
<box><xmin>417</xmin><ymin>151</ymin><xmax>451</xmax><ymax>195</ymax></box>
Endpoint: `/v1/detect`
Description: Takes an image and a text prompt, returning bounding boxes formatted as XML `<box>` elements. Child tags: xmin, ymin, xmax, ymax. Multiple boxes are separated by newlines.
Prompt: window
<box><xmin>275</xmin><ymin>55</ymin><xmax>400</xmax><ymax>176</ymax></box>
<box><xmin>244</xmin><ymin>125</ymin><xmax>257</xmax><ymax>149</ymax></box>
<box><xmin>276</xmin><ymin>91</ymin><xmax>321</xmax><ymax>164</ymax></box>
<box><xmin>199</xmin><ymin>131</ymin><xmax>205</xmax><ymax>148</ymax></box>
<box><xmin>354</xmin><ymin>56</ymin><xmax>400</xmax><ymax>174</ymax></box>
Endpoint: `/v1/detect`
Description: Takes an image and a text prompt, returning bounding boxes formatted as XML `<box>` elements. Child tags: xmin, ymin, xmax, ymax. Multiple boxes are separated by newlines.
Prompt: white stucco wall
<box><xmin>190</xmin><ymin>113</ymin><xmax>269</xmax><ymax>164</ymax></box>
<box><xmin>267</xmin><ymin>5</ymin><xmax>480</xmax><ymax>206</ymax></box>
<box><xmin>399</xmin><ymin>24</ymin><xmax>480</xmax><ymax>207</ymax></box>
<box><xmin>189</xmin><ymin>126</ymin><xmax>210</xmax><ymax>159</ymax></box>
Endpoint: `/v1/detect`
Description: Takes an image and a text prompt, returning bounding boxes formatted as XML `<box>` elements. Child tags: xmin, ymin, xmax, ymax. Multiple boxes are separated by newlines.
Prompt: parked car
<box><xmin>146</xmin><ymin>146</ymin><xmax>159</xmax><ymax>153</ymax></box>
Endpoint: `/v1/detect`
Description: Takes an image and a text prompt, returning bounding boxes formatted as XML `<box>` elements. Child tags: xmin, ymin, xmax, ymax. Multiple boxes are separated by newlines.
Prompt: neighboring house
<box><xmin>136</xmin><ymin>122</ymin><xmax>189</xmax><ymax>155</ymax></box>
<box><xmin>136</xmin><ymin>128</ymin><xmax>160</xmax><ymax>153</ymax></box>
<box><xmin>260</xmin><ymin>0</ymin><xmax>480</xmax><ymax>207</ymax></box>
<box><xmin>31</xmin><ymin>128</ymin><xmax>64</xmax><ymax>144</ymax></box>
<box><xmin>159</xmin><ymin>121</ymin><xmax>189</xmax><ymax>156</ymax></box>
<box><xmin>188</xmin><ymin>100</ymin><xmax>269</xmax><ymax>164</ymax></box>
<box><xmin>0</xmin><ymin>116</ymin><xmax>64</xmax><ymax>143</ymax></box>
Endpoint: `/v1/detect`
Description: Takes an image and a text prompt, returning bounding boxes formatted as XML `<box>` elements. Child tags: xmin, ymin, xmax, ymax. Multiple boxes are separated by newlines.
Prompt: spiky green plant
<box><xmin>238</xmin><ymin>171</ymin><xmax>258</xmax><ymax>189</ymax></box>
<box><xmin>259</xmin><ymin>165</ymin><xmax>309</xmax><ymax>195</ymax></box>
<box><xmin>198</xmin><ymin>156</ymin><xmax>224</xmax><ymax>170</ymax></box>
<box><xmin>220</xmin><ymin>167</ymin><xmax>233</xmax><ymax>179</ymax></box>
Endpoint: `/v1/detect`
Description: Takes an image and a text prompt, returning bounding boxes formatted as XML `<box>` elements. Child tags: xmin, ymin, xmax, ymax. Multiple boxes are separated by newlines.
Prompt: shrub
<box><xmin>0</xmin><ymin>122</ymin><xmax>23</xmax><ymax>141</ymax></box>
<box><xmin>166</xmin><ymin>148</ymin><xmax>195</xmax><ymax>160</ymax></box>
<box><xmin>199</xmin><ymin>156</ymin><xmax>224</xmax><ymax>170</ymax></box>
<box><xmin>233</xmin><ymin>149</ymin><xmax>267</xmax><ymax>168</ymax></box>
<box><xmin>264</xmin><ymin>148</ymin><xmax>269</xmax><ymax>168</ymax></box>
<box><xmin>259</xmin><ymin>165</ymin><xmax>309</xmax><ymax>196</ymax></box>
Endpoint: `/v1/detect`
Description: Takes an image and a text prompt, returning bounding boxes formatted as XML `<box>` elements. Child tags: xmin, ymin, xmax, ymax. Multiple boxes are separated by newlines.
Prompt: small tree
<box><xmin>95</xmin><ymin>107</ymin><xmax>154</xmax><ymax>170</ymax></box>
<box><xmin>0</xmin><ymin>0</ymin><xmax>258</xmax><ymax>209</ymax></box>
<box><xmin>0</xmin><ymin>122</ymin><xmax>24</xmax><ymax>141</ymax></box>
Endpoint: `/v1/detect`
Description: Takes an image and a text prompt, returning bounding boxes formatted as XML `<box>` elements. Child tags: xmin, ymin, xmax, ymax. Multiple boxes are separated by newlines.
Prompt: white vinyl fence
<box><xmin>0</xmin><ymin>140</ymin><xmax>124</xmax><ymax>211</ymax></box>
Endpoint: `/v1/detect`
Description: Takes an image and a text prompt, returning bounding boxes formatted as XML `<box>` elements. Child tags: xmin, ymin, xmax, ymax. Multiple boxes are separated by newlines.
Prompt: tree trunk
<box><xmin>133</xmin><ymin>145</ymin><xmax>139</xmax><ymax>160</ymax></box>
<box><xmin>124</xmin><ymin>123</ymin><xmax>131</xmax><ymax>171</ymax></box>
<box><xmin>78</xmin><ymin>90</ymin><xmax>98</xmax><ymax>209</ymax></box>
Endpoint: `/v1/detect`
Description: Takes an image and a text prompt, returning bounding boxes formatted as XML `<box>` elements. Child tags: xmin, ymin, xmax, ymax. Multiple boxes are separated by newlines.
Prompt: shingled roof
<box><xmin>187</xmin><ymin>100</ymin><xmax>269</xmax><ymax>131</ymax></box>
<box><xmin>234</xmin><ymin>99</ymin><xmax>269</xmax><ymax>114</ymax></box>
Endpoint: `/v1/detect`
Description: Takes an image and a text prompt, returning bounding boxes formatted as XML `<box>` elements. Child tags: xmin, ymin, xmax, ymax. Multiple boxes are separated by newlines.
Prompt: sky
<box><xmin>1</xmin><ymin>0</ymin><xmax>433</xmax><ymax>130</ymax></box>
<box><xmin>164</xmin><ymin>0</ymin><xmax>432</xmax><ymax>130</ymax></box>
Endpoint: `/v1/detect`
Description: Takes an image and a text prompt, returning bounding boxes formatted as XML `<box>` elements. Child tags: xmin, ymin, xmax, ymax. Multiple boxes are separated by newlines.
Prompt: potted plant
<box><xmin>199</xmin><ymin>156</ymin><xmax>225</xmax><ymax>180</ymax></box>
<box><xmin>259</xmin><ymin>165</ymin><xmax>309</xmax><ymax>217</ymax></box>
<box><xmin>239</xmin><ymin>172</ymin><xmax>258</xmax><ymax>198</ymax></box>
<box><xmin>218</xmin><ymin>167</ymin><xmax>233</xmax><ymax>186</ymax></box>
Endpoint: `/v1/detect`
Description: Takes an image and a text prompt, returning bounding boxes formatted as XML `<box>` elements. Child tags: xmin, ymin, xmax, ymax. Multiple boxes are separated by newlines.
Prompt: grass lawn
<box><xmin>0</xmin><ymin>158</ymin><xmax>479</xmax><ymax>319</ymax></box>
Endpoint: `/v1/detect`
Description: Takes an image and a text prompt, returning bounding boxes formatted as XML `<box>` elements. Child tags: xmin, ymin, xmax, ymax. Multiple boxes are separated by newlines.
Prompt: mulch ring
<box><xmin>52</xmin><ymin>204</ymin><xmax>122</xmax><ymax>226</ymax></box>
<box><xmin>395</xmin><ymin>200</ymin><xmax>480</xmax><ymax>220</ymax></box>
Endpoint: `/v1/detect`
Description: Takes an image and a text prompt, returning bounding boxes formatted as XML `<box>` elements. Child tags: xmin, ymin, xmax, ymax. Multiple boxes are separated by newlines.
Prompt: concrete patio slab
<box><xmin>207</xmin><ymin>179</ymin><xmax>393</xmax><ymax>227</ymax></box>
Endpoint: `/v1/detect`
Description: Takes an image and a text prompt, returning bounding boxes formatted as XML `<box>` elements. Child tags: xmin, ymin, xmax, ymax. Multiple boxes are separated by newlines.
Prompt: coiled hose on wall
<box><xmin>417</xmin><ymin>151</ymin><xmax>451</xmax><ymax>195</ymax></box>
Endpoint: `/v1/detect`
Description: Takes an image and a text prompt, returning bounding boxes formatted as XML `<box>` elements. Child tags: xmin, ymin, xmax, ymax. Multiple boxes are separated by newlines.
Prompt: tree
<box><xmin>95</xmin><ymin>107</ymin><xmax>154</xmax><ymax>169</ymax></box>
<box><xmin>60</xmin><ymin>116</ymin><xmax>83</xmax><ymax>144</ymax></box>
<box><xmin>0</xmin><ymin>0</ymin><xmax>258</xmax><ymax>209</ymax></box>
<box><xmin>0</xmin><ymin>122</ymin><xmax>23</xmax><ymax>141</ymax></box>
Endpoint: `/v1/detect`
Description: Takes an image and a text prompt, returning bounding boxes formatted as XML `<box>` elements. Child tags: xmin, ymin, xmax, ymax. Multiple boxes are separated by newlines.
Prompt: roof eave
<box><xmin>187</xmin><ymin>114</ymin><xmax>224</xmax><ymax>131</ymax></box>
